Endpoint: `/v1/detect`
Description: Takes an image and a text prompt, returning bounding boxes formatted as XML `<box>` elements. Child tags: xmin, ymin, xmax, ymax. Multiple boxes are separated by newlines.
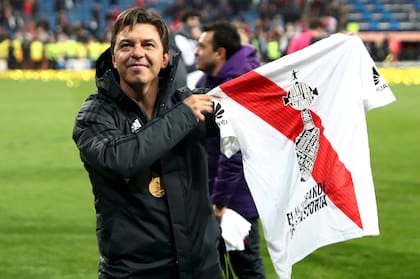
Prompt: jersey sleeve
<box><xmin>212</xmin><ymin>99</ymin><xmax>240</xmax><ymax>158</ymax></box>
<box><xmin>357</xmin><ymin>37</ymin><xmax>396</xmax><ymax>112</ymax></box>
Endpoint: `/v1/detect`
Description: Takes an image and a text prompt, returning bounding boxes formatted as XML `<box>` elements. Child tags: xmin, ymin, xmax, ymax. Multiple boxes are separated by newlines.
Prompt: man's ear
<box><xmin>162</xmin><ymin>51</ymin><xmax>170</xmax><ymax>69</ymax></box>
<box><xmin>216</xmin><ymin>47</ymin><xmax>226</xmax><ymax>60</ymax></box>
<box><xmin>111</xmin><ymin>53</ymin><xmax>116</xmax><ymax>68</ymax></box>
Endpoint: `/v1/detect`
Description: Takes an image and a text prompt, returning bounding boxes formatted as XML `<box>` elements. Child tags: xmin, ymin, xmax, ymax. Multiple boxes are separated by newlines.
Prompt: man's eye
<box><xmin>144</xmin><ymin>42</ymin><xmax>154</xmax><ymax>48</ymax></box>
<box><xmin>120</xmin><ymin>43</ymin><xmax>131</xmax><ymax>49</ymax></box>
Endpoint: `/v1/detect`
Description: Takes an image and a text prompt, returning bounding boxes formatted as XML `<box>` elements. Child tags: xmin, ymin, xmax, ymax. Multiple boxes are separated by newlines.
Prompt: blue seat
<box><xmin>390</xmin><ymin>20</ymin><xmax>399</xmax><ymax>31</ymax></box>
<box><xmin>382</xmin><ymin>11</ymin><xmax>392</xmax><ymax>21</ymax></box>
<box><xmin>369</xmin><ymin>20</ymin><xmax>378</xmax><ymax>31</ymax></box>
<box><xmin>355</xmin><ymin>2</ymin><xmax>365</xmax><ymax>12</ymax></box>
<box><xmin>375</xmin><ymin>3</ymin><xmax>384</xmax><ymax>12</ymax></box>
<box><xmin>362</xmin><ymin>11</ymin><xmax>371</xmax><ymax>21</ymax></box>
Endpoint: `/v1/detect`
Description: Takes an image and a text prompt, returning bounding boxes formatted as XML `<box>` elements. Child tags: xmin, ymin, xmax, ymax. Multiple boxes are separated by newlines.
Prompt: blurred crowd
<box><xmin>0</xmin><ymin>0</ymin><xmax>403</xmax><ymax>71</ymax></box>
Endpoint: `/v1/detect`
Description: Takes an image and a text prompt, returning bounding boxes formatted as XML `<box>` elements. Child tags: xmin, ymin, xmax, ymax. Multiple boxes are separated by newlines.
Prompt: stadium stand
<box><xmin>345</xmin><ymin>0</ymin><xmax>419</xmax><ymax>32</ymax></box>
<box><xmin>0</xmin><ymin>0</ymin><xmax>419</xmax><ymax>71</ymax></box>
<box><xmin>29</xmin><ymin>0</ymin><xmax>419</xmax><ymax>34</ymax></box>
<box><xmin>342</xmin><ymin>0</ymin><xmax>419</xmax><ymax>61</ymax></box>
<box><xmin>35</xmin><ymin>0</ymin><xmax>174</xmax><ymax>33</ymax></box>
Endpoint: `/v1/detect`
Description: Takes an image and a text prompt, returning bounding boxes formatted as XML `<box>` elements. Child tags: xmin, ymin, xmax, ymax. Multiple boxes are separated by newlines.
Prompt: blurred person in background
<box><xmin>0</xmin><ymin>27</ymin><xmax>9</xmax><ymax>70</ymax></box>
<box><xmin>73</xmin><ymin>7</ymin><xmax>223</xmax><ymax>279</ymax></box>
<box><xmin>286</xmin><ymin>17</ymin><xmax>327</xmax><ymax>55</ymax></box>
<box><xmin>265</xmin><ymin>28</ymin><xmax>282</xmax><ymax>62</ymax></box>
<box><xmin>195</xmin><ymin>20</ymin><xmax>266</xmax><ymax>279</ymax></box>
<box><xmin>174</xmin><ymin>8</ymin><xmax>201</xmax><ymax>74</ymax></box>
<box><xmin>29</xmin><ymin>27</ymin><xmax>43</xmax><ymax>69</ymax></box>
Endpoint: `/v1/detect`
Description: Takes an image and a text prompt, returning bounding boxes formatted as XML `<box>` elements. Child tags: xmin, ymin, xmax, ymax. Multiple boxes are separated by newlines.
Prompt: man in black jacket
<box><xmin>72</xmin><ymin>7</ymin><xmax>222</xmax><ymax>279</ymax></box>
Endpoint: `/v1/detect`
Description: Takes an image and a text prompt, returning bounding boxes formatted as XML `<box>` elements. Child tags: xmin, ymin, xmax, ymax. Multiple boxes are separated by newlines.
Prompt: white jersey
<box><xmin>208</xmin><ymin>34</ymin><xmax>396</xmax><ymax>279</ymax></box>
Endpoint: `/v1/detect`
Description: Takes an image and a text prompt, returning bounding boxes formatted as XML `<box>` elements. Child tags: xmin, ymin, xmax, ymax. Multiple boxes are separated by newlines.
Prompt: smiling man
<box><xmin>73</xmin><ymin>7</ymin><xmax>222</xmax><ymax>279</ymax></box>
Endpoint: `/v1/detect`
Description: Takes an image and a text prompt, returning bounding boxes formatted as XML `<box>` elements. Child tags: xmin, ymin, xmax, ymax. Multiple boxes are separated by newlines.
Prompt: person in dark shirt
<box><xmin>73</xmin><ymin>7</ymin><xmax>223</xmax><ymax>279</ymax></box>
<box><xmin>195</xmin><ymin>21</ymin><xmax>266</xmax><ymax>279</ymax></box>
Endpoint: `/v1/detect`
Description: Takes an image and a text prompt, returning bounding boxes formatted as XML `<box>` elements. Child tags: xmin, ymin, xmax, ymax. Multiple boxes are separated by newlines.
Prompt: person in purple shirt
<box><xmin>195</xmin><ymin>21</ymin><xmax>266</xmax><ymax>279</ymax></box>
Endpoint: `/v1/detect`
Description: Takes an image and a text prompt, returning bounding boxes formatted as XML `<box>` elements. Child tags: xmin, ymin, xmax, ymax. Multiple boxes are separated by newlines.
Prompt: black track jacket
<box><xmin>72</xmin><ymin>49</ymin><xmax>222</xmax><ymax>279</ymax></box>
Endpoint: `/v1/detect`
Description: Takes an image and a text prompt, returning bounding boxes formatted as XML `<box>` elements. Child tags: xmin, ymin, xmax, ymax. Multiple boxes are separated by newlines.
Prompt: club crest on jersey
<box><xmin>283</xmin><ymin>70</ymin><xmax>320</xmax><ymax>182</ymax></box>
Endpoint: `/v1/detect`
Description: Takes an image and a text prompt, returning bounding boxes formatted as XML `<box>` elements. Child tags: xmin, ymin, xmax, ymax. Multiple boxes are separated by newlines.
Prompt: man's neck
<box><xmin>122</xmin><ymin>79</ymin><xmax>159</xmax><ymax>119</ymax></box>
<box><xmin>210</xmin><ymin>61</ymin><xmax>225</xmax><ymax>77</ymax></box>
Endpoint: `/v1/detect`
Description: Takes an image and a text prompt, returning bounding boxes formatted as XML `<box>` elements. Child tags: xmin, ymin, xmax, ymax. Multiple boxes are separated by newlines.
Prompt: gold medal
<box><xmin>148</xmin><ymin>177</ymin><xmax>165</xmax><ymax>198</ymax></box>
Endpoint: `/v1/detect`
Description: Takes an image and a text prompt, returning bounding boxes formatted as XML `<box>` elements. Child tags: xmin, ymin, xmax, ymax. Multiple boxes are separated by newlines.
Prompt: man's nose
<box><xmin>132</xmin><ymin>44</ymin><xmax>145</xmax><ymax>58</ymax></box>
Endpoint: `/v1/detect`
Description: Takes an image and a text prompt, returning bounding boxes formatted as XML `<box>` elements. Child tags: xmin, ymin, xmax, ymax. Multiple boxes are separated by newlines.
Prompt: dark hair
<box><xmin>110</xmin><ymin>7</ymin><xmax>169</xmax><ymax>53</ymax></box>
<box><xmin>309</xmin><ymin>18</ymin><xmax>324</xmax><ymax>30</ymax></box>
<box><xmin>181</xmin><ymin>9</ymin><xmax>201</xmax><ymax>23</ymax></box>
<box><xmin>202</xmin><ymin>21</ymin><xmax>241</xmax><ymax>60</ymax></box>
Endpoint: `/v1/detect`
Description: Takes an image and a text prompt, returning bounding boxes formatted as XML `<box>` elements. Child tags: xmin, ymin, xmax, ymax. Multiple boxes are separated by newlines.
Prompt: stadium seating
<box><xmin>35</xmin><ymin>0</ymin><xmax>173</xmax><ymax>33</ymax></box>
<box><xmin>34</xmin><ymin>0</ymin><xmax>419</xmax><ymax>33</ymax></box>
<box><xmin>344</xmin><ymin>0</ymin><xmax>419</xmax><ymax>32</ymax></box>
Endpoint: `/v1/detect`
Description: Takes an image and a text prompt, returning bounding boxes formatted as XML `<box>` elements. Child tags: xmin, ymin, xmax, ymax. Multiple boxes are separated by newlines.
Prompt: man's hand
<box><xmin>213</xmin><ymin>204</ymin><xmax>226</xmax><ymax>223</ymax></box>
<box><xmin>183</xmin><ymin>94</ymin><xmax>215</xmax><ymax>122</ymax></box>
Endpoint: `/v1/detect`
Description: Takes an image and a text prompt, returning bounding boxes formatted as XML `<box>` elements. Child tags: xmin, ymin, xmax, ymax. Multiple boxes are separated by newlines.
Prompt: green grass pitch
<box><xmin>0</xmin><ymin>79</ymin><xmax>418</xmax><ymax>279</ymax></box>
